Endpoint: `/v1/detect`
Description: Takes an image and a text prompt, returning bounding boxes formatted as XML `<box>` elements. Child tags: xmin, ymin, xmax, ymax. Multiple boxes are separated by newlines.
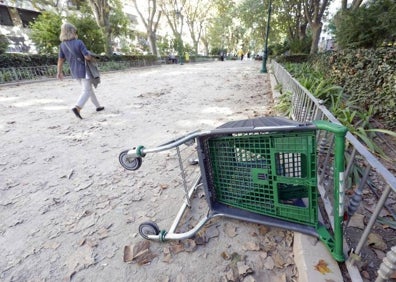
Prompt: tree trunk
<box><xmin>148</xmin><ymin>31</ymin><xmax>158</xmax><ymax>57</ymax></box>
<box><xmin>304</xmin><ymin>0</ymin><xmax>329</xmax><ymax>54</ymax></box>
<box><xmin>88</xmin><ymin>0</ymin><xmax>112</xmax><ymax>55</ymax></box>
<box><xmin>310</xmin><ymin>21</ymin><xmax>322</xmax><ymax>54</ymax></box>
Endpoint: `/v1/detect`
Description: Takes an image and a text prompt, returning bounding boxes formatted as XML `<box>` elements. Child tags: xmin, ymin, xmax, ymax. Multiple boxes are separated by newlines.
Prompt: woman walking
<box><xmin>57</xmin><ymin>22</ymin><xmax>104</xmax><ymax>119</ymax></box>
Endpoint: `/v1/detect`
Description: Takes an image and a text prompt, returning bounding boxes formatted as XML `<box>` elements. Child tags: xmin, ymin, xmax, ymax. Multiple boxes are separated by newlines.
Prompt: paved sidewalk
<box><xmin>0</xmin><ymin>61</ymin><xmax>343</xmax><ymax>281</ymax></box>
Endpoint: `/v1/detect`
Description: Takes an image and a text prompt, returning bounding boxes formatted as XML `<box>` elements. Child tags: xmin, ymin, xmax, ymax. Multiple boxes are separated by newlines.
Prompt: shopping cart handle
<box><xmin>313</xmin><ymin>120</ymin><xmax>347</xmax><ymax>135</ymax></box>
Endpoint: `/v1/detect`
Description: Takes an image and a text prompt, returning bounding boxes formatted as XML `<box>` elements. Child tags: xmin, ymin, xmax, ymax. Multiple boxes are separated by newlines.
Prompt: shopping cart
<box><xmin>119</xmin><ymin>116</ymin><xmax>348</xmax><ymax>262</ymax></box>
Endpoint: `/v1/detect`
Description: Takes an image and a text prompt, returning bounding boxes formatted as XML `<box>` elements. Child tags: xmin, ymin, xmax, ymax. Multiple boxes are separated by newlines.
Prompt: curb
<box><xmin>293</xmin><ymin>233</ymin><xmax>344</xmax><ymax>282</ymax></box>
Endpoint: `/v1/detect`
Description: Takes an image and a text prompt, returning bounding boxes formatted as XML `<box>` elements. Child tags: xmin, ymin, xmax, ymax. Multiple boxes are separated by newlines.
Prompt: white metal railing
<box><xmin>272</xmin><ymin>60</ymin><xmax>396</xmax><ymax>282</ymax></box>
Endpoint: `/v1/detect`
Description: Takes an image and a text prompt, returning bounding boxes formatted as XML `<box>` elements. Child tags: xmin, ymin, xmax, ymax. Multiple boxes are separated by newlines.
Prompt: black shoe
<box><xmin>72</xmin><ymin>107</ymin><xmax>83</xmax><ymax>119</ymax></box>
<box><xmin>96</xmin><ymin>106</ymin><xmax>105</xmax><ymax>112</ymax></box>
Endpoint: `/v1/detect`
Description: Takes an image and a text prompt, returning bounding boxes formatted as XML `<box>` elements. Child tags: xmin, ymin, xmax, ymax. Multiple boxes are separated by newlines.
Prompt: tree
<box><xmin>207</xmin><ymin>0</ymin><xmax>235</xmax><ymax>55</ymax></box>
<box><xmin>277</xmin><ymin>0</ymin><xmax>311</xmax><ymax>54</ymax></box>
<box><xmin>158</xmin><ymin>0</ymin><xmax>187</xmax><ymax>60</ymax></box>
<box><xmin>133</xmin><ymin>0</ymin><xmax>162</xmax><ymax>57</ymax></box>
<box><xmin>184</xmin><ymin>0</ymin><xmax>210</xmax><ymax>54</ymax></box>
<box><xmin>27</xmin><ymin>0</ymin><xmax>130</xmax><ymax>55</ymax></box>
<box><xmin>341</xmin><ymin>0</ymin><xmax>364</xmax><ymax>11</ymax></box>
<box><xmin>304</xmin><ymin>0</ymin><xmax>330</xmax><ymax>54</ymax></box>
<box><xmin>0</xmin><ymin>34</ymin><xmax>9</xmax><ymax>54</ymax></box>
<box><xmin>86</xmin><ymin>0</ymin><xmax>130</xmax><ymax>55</ymax></box>
<box><xmin>86</xmin><ymin>0</ymin><xmax>113</xmax><ymax>55</ymax></box>
<box><xmin>67</xmin><ymin>13</ymin><xmax>106</xmax><ymax>54</ymax></box>
<box><xmin>158</xmin><ymin>0</ymin><xmax>186</xmax><ymax>39</ymax></box>
<box><xmin>29</xmin><ymin>10</ymin><xmax>105</xmax><ymax>55</ymax></box>
<box><xmin>29</xmin><ymin>12</ymin><xmax>63</xmax><ymax>54</ymax></box>
<box><xmin>334</xmin><ymin>0</ymin><xmax>396</xmax><ymax>49</ymax></box>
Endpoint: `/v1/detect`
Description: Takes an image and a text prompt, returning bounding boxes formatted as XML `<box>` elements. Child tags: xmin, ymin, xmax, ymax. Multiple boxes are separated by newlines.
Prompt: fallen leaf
<box><xmin>361</xmin><ymin>271</ymin><xmax>370</xmax><ymax>280</ymax></box>
<box><xmin>205</xmin><ymin>225</ymin><xmax>219</xmax><ymax>240</ymax></box>
<box><xmin>224</xmin><ymin>224</ymin><xmax>237</xmax><ymax>238</ymax></box>
<box><xmin>258</xmin><ymin>225</ymin><xmax>270</xmax><ymax>235</ymax></box>
<box><xmin>367</xmin><ymin>233</ymin><xmax>387</xmax><ymax>251</ymax></box>
<box><xmin>67</xmin><ymin>245</ymin><xmax>95</xmax><ymax>279</ymax></box>
<box><xmin>243</xmin><ymin>241</ymin><xmax>260</xmax><ymax>251</ymax></box>
<box><xmin>372</xmin><ymin>249</ymin><xmax>386</xmax><ymax>260</ymax></box>
<box><xmin>314</xmin><ymin>259</ymin><xmax>332</xmax><ymax>274</ymax></box>
<box><xmin>162</xmin><ymin>253</ymin><xmax>172</xmax><ymax>263</ymax></box>
<box><xmin>194</xmin><ymin>232</ymin><xmax>206</xmax><ymax>245</ymax></box>
<box><xmin>123</xmin><ymin>241</ymin><xmax>156</xmax><ymax>265</ymax></box>
<box><xmin>264</xmin><ymin>256</ymin><xmax>275</xmax><ymax>270</ymax></box>
<box><xmin>221</xmin><ymin>251</ymin><xmax>230</xmax><ymax>260</ymax></box>
<box><xmin>169</xmin><ymin>243</ymin><xmax>184</xmax><ymax>254</ymax></box>
<box><xmin>183</xmin><ymin>239</ymin><xmax>197</xmax><ymax>252</ymax></box>
<box><xmin>225</xmin><ymin>268</ymin><xmax>236</xmax><ymax>281</ymax></box>
<box><xmin>273</xmin><ymin>253</ymin><xmax>285</xmax><ymax>268</ymax></box>
<box><xmin>160</xmin><ymin>184</ymin><xmax>169</xmax><ymax>189</ymax></box>
<box><xmin>348</xmin><ymin>213</ymin><xmax>365</xmax><ymax>229</ymax></box>
<box><xmin>237</xmin><ymin>261</ymin><xmax>253</xmax><ymax>276</ymax></box>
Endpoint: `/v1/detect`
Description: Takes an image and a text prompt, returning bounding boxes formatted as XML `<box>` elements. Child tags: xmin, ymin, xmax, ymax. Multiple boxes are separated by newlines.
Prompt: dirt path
<box><xmin>0</xmin><ymin>61</ymin><xmax>298</xmax><ymax>281</ymax></box>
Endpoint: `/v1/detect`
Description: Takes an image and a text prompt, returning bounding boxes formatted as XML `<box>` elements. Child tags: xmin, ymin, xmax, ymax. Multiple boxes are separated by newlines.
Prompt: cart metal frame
<box><xmin>119</xmin><ymin>117</ymin><xmax>347</xmax><ymax>262</ymax></box>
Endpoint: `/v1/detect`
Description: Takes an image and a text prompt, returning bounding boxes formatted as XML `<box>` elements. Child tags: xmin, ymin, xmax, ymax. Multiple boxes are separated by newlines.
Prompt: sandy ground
<box><xmin>0</xmin><ymin>61</ymin><xmax>298</xmax><ymax>281</ymax></box>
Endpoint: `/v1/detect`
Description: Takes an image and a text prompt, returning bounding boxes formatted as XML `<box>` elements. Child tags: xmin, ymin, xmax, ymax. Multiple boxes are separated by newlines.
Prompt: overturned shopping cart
<box><xmin>119</xmin><ymin>117</ymin><xmax>348</xmax><ymax>262</ymax></box>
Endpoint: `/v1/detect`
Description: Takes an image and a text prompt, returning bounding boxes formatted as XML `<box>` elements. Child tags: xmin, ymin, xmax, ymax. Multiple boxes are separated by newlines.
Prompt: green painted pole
<box><xmin>314</xmin><ymin>120</ymin><xmax>348</xmax><ymax>262</ymax></box>
<box><xmin>261</xmin><ymin>0</ymin><xmax>272</xmax><ymax>73</ymax></box>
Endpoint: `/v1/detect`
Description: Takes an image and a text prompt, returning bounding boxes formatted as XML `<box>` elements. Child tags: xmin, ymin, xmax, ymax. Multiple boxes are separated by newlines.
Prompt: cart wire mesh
<box><xmin>199</xmin><ymin>130</ymin><xmax>318</xmax><ymax>226</ymax></box>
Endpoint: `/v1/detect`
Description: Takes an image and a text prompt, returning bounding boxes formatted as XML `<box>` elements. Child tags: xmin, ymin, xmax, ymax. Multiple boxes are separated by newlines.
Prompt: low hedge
<box><xmin>0</xmin><ymin>53</ymin><xmax>158</xmax><ymax>67</ymax></box>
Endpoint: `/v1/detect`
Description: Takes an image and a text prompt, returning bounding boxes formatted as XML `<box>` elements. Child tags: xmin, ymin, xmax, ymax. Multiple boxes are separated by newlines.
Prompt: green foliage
<box><xmin>334</xmin><ymin>0</ymin><xmax>396</xmax><ymax>49</ymax></box>
<box><xmin>207</xmin><ymin>1</ymin><xmax>235</xmax><ymax>52</ymax></box>
<box><xmin>287</xmin><ymin>36</ymin><xmax>312</xmax><ymax>54</ymax></box>
<box><xmin>311</xmin><ymin>48</ymin><xmax>396</xmax><ymax>128</ymax></box>
<box><xmin>0</xmin><ymin>34</ymin><xmax>9</xmax><ymax>54</ymax></box>
<box><xmin>276</xmin><ymin>55</ymin><xmax>309</xmax><ymax>64</ymax></box>
<box><xmin>28</xmin><ymin>1</ymin><xmax>130</xmax><ymax>55</ymax></box>
<box><xmin>29</xmin><ymin>11</ymin><xmax>105</xmax><ymax>55</ymax></box>
<box><xmin>29</xmin><ymin>12</ymin><xmax>62</xmax><ymax>54</ymax></box>
<box><xmin>67</xmin><ymin>14</ymin><xmax>105</xmax><ymax>54</ymax></box>
<box><xmin>109</xmin><ymin>0</ymin><xmax>131</xmax><ymax>38</ymax></box>
<box><xmin>157</xmin><ymin>35</ymin><xmax>172</xmax><ymax>56</ymax></box>
<box><xmin>274</xmin><ymin>90</ymin><xmax>293</xmax><ymax>117</ymax></box>
<box><xmin>285</xmin><ymin>62</ymin><xmax>343</xmax><ymax>105</ymax></box>
<box><xmin>280</xmin><ymin>48</ymin><xmax>396</xmax><ymax>159</ymax></box>
<box><xmin>210</xmin><ymin>47</ymin><xmax>224</xmax><ymax>56</ymax></box>
<box><xmin>270</xmin><ymin>41</ymin><xmax>288</xmax><ymax>56</ymax></box>
<box><xmin>0</xmin><ymin>53</ymin><xmax>58</xmax><ymax>67</ymax></box>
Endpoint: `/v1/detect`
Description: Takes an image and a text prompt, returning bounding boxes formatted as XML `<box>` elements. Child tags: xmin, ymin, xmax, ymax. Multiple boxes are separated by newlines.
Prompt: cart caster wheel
<box><xmin>139</xmin><ymin>221</ymin><xmax>160</xmax><ymax>240</ymax></box>
<box><xmin>119</xmin><ymin>150</ymin><xmax>142</xmax><ymax>171</ymax></box>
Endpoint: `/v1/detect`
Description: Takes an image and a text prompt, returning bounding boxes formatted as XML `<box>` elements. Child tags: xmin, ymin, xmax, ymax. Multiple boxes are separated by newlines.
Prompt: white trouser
<box><xmin>76</xmin><ymin>78</ymin><xmax>100</xmax><ymax>109</ymax></box>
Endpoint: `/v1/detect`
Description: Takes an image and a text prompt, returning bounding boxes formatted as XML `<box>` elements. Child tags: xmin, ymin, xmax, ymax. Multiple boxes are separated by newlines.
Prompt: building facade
<box><xmin>0</xmin><ymin>1</ymin><xmax>40</xmax><ymax>53</ymax></box>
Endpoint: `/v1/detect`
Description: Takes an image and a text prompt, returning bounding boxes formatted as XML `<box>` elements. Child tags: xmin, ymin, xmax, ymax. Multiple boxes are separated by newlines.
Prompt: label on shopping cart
<box><xmin>252</xmin><ymin>168</ymin><xmax>270</xmax><ymax>185</ymax></box>
<box><xmin>339</xmin><ymin>172</ymin><xmax>344</xmax><ymax>217</ymax></box>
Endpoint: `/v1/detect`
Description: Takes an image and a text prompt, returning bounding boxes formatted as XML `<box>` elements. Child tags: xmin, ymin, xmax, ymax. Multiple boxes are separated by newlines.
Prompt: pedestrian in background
<box><xmin>237</xmin><ymin>48</ymin><xmax>244</xmax><ymax>61</ymax></box>
<box><xmin>56</xmin><ymin>22</ymin><xmax>104</xmax><ymax>120</ymax></box>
